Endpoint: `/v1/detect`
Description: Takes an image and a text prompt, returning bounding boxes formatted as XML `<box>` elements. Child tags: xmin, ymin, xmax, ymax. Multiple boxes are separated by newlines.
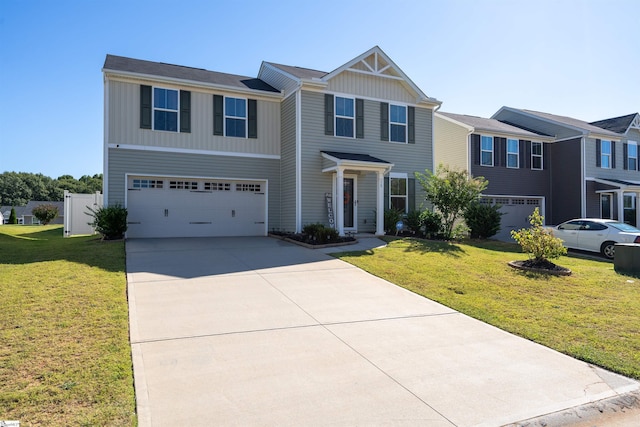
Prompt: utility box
<box><xmin>614</xmin><ymin>243</ymin><xmax>640</xmax><ymax>275</ymax></box>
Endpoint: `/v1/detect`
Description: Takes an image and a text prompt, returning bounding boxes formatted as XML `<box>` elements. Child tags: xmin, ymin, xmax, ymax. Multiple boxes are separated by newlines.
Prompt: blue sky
<box><xmin>1</xmin><ymin>0</ymin><xmax>638</xmax><ymax>179</ymax></box>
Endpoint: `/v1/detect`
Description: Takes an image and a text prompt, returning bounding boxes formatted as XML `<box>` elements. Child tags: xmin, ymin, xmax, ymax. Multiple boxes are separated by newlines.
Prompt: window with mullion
<box><xmin>507</xmin><ymin>138</ymin><xmax>519</xmax><ymax>168</ymax></box>
<box><xmin>335</xmin><ymin>96</ymin><xmax>354</xmax><ymax>138</ymax></box>
<box><xmin>628</xmin><ymin>142</ymin><xmax>638</xmax><ymax>171</ymax></box>
<box><xmin>389</xmin><ymin>104</ymin><xmax>407</xmax><ymax>143</ymax></box>
<box><xmin>601</xmin><ymin>140</ymin><xmax>612</xmax><ymax>168</ymax></box>
<box><xmin>390</xmin><ymin>177</ymin><xmax>407</xmax><ymax>212</ymax></box>
<box><xmin>153</xmin><ymin>87</ymin><xmax>178</xmax><ymax>132</ymax></box>
<box><xmin>480</xmin><ymin>136</ymin><xmax>493</xmax><ymax>166</ymax></box>
<box><xmin>531</xmin><ymin>142</ymin><xmax>543</xmax><ymax>170</ymax></box>
<box><xmin>225</xmin><ymin>97</ymin><xmax>247</xmax><ymax>138</ymax></box>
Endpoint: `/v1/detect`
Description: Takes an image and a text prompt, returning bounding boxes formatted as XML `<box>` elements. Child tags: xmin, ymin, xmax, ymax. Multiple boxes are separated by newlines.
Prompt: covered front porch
<box><xmin>321</xmin><ymin>151</ymin><xmax>393</xmax><ymax>236</ymax></box>
<box><xmin>594</xmin><ymin>178</ymin><xmax>640</xmax><ymax>226</ymax></box>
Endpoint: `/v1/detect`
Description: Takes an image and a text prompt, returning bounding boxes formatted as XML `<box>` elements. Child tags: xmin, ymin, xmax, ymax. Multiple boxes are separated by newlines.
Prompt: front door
<box><xmin>343</xmin><ymin>177</ymin><xmax>355</xmax><ymax>229</ymax></box>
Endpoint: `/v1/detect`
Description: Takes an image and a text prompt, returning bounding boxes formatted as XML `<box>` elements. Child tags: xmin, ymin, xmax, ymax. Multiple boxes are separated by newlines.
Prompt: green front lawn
<box><xmin>0</xmin><ymin>225</ymin><xmax>135</xmax><ymax>426</ymax></box>
<box><xmin>335</xmin><ymin>237</ymin><xmax>640</xmax><ymax>380</ymax></box>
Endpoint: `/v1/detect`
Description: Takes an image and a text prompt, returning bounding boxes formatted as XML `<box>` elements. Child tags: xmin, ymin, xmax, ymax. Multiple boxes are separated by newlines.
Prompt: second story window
<box><xmin>390</xmin><ymin>105</ymin><xmax>407</xmax><ymax>143</ymax></box>
<box><xmin>601</xmin><ymin>140</ymin><xmax>612</xmax><ymax>168</ymax></box>
<box><xmin>481</xmin><ymin>136</ymin><xmax>493</xmax><ymax>166</ymax></box>
<box><xmin>153</xmin><ymin>88</ymin><xmax>178</xmax><ymax>132</ymax></box>
<box><xmin>335</xmin><ymin>97</ymin><xmax>355</xmax><ymax>138</ymax></box>
<box><xmin>627</xmin><ymin>142</ymin><xmax>638</xmax><ymax>171</ymax></box>
<box><xmin>531</xmin><ymin>142</ymin><xmax>543</xmax><ymax>170</ymax></box>
<box><xmin>507</xmin><ymin>138</ymin><xmax>519</xmax><ymax>168</ymax></box>
<box><xmin>225</xmin><ymin>97</ymin><xmax>247</xmax><ymax>138</ymax></box>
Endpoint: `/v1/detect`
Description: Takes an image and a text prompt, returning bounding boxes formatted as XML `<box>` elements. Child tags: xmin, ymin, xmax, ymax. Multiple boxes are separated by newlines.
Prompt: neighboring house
<box><xmin>589</xmin><ymin>113</ymin><xmax>640</xmax><ymax>225</ymax></box>
<box><xmin>491</xmin><ymin>108</ymin><xmax>631</xmax><ymax>226</ymax></box>
<box><xmin>1</xmin><ymin>206</ymin><xmax>27</xmax><ymax>224</ymax></box>
<box><xmin>23</xmin><ymin>201</ymin><xmax>65</xmax><ymax>225</ymax></box>
<box><xmin>434</xmin><ymin>112</ymin><xmax>554</xmax><ymax>240</ymax></box>
<box><xmin>103</xmin><ymin>46</ymin><xmax>441</xmax><ymax>238</ymax></box>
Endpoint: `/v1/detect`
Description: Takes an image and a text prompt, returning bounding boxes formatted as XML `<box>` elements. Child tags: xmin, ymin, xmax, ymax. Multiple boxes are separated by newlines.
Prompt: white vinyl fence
<box><xmin>63</xmin><ymin>191</ymin><xmax>103</xmax><ymax>237</ymax></box>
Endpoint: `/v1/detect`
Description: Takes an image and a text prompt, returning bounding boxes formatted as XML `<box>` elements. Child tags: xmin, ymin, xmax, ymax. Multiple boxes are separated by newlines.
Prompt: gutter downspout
<box><xmin>295</xmin><ymin>86</ymin><xmax>302</xmax><ymax>233</ymax></box>
<box><xmin>581</xmin><ymin>136</ymin><xmax>586</xmax><ymax>217</ymax></box>
<box><xmin>103</xmin><ymin>76</ymin><xmax>109</xmax><ymax>205</ymax></box>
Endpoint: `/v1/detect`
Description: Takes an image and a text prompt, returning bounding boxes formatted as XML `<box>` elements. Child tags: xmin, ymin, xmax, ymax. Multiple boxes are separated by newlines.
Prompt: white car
<box><xmin>552</xmin><ymin>218</ymin><xmax>640</xmax><ymax>259</ymax></box>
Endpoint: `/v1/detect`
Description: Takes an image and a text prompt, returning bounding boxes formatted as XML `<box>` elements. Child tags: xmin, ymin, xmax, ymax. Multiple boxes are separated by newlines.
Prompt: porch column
<box><xmin>617</xmin><ymin>190</ymin><xmax>625</xmax><ymax>223</ymax></box>
<box><xmin>376</xmin><ymin>170</ymin><xmax>385</xmax><ymax>236</ymax></box>
<box><xmin>336</xmin><ymin>167</ymin><xmax>345</xmax><ymax>236</ymax></box>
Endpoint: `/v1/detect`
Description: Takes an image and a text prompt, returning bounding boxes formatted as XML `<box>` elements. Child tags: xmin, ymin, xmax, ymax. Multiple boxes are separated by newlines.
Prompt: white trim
<box><xmin>389</xmin><ymin>172</ymin><xmax>408</xmax><ymax>179</ymax></box>
<box><xmin>480</xmin><ymin>135</ymin><xmax>494</xmax><ymax>167</ymax></box>
<box><xmin>295</xmin><ymin>89</ymin><xmax>302</xmax><ymax>233</ymax></box>
<box><xmin>107</xmin><ymin>144</ymin><xmax>280</xmax><ymax>160</ymax></box>
<box><xmin>324</xmin><ymin>90</ymin><xmax>423</xmax><ymax>108</ymax></box>
<box><xmin>332</xmin><ymin>173</ymin><xmax>358</xmax><ymax>232</ymax></box>
<box><xmin>389</xmin><ymin>103</ymin><xmax>408</xmax><ymax>144</ymax></box>
<box><xmin>531</xmin><ymin>141</ymin><xmax>543</xmax><ymax>170</ymax></box>
<box><xmin>631</xmin><ymin>114</ymin><xmax>640</xmax><ymax>130</ymax></box>
<box><xmin>223</xmin><ymin>95</ymin><xmax>248</xmax><ymax>139</ymax></box>
<box><xmin>103</xmin><ymin>76</ymin><xmax>110</xmax><ymax>204</ymax></box>
<box><xmin>389</xmin><ymin>175</ymin><xmax>409</xmax><ymax>214</ymax></box>
<box><xmin>152</xmin><ymin>86</ymin><xmax>180</xmax><ymax>132</ymax></box>
<box><xmin>103</xmin><ymin>69</ymin><xmax>284</xmax><ymax>100</ymax></box>
<box><xmin>581</xmin><ymin>137</ymin><xmax>586</xmax><ymax>217</ymax></box>
<box><xmin>334</xmin><ymin>95</ymin><xmax>356</xmax><ymax>139</ymax></box>
<box><xmin>506</xmin><ymin>138</ymin><xmax>519</xmax><ymax>169</ymax></box>
<box><xmin>627</xmin><ymin>140</ymin><xmax>638</xmax><ymax>170</ymax></box>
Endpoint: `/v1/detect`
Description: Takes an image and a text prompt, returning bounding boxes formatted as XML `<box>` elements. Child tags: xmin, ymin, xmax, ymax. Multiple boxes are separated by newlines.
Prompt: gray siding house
<box><xmin>434</xmin><ymin>112</ymin><xmax>554</xmax><ymax>240</ymax></box>
<box><xmin>103</xmin><ymin>47</ymin><xmax>441</xmax><ymax>238</ymax></box>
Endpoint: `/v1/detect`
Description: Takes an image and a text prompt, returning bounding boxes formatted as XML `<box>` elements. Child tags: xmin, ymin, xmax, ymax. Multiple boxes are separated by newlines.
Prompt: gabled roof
<box><xmin>1</xmin><ymin>205</ymin><xmax>27</xmax><ymax>217</ymax></box>
<box><xmin>493</xmin><ymin>107</ymin><xmax>622</xmax><ymax>139</ymax></box>
<box><xmin>25</xmin><ymin>201</ymin><xmax>65</xmax><ymax>216</ymax></box>
<box><xmin>264</xmin><ymin>46</ymin><xmax>440</xmax><ymax>107</ymax></box>
<box><xmin>590</xmin><ymin>113</ymin><xmax>640</xmax><ymax>134</ymax></box>
<box><xmin>321</xmin><ymin>151</ymin><xmax>391</xmax><ymax>164</ymax></box>
<box><xmin>438</xmin><ymin>112</ymin><xmax>549</xmax><ymax>139</ymax></box>
<box><xmin>103</xmin><ymin>55</ymin><xmax>280</xmax><ymax>93</ymax></box>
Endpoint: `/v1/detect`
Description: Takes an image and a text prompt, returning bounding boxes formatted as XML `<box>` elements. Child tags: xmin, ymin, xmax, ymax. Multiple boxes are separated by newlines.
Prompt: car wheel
<box><xmin>601</xmin><ymin>241</ymin><xmax>616</xmax><ymax>259</ymax></box>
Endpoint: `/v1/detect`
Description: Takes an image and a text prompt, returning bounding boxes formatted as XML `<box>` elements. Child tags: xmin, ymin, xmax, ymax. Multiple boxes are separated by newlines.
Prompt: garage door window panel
<box><xmin>132</xmin><ymin>179</ymin><xmax>163</xmax><ymax>189</ymax></box>
<box><xmin>169</xmin><ymin>181</ymin><xmax>198</xmax><ymax>190</ymax></box>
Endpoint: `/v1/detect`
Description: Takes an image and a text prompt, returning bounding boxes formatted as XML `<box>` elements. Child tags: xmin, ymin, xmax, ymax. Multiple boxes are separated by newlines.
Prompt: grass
<box><xmin>0</xmin><ymin>225</ymin><xmax>136</xmax><ymax>426</ymax></box>
<box><xmin>335</xmin><ymin>237</ymin><xmax>640</xmax><ymax>380</ymax></box>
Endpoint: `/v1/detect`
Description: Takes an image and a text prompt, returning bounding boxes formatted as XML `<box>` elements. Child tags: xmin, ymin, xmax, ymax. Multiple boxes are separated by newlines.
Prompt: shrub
<box><xmin>86</xmin><ymin>204</ymin><xmax>128</xmax><ymax>240</ymax></box>
<box><xmin>384</xmin><ymin>208</ymin><xmax>404</xmax><ymax>234</ymax></box>
<box><xmin>302</xmin><ymin>223</ymin><xmax>339</xmax><ymax>244</ymax></box>
<box><xmin>405</xmin><ymin>209</ymin><xmax>423</xmax><ymax>234</ymax></box>
<box><xmin>420</xmin><ymin>210</ymin><xmax>442</xmax><ymax>239</ymax></box>
<box><xmin>9</xmin><ymin>207</ymin><xmax>17</xmax><ymax>224</ymax></box>
<box><xmin>511</xmin><ymin>208</ymin><xmax>566</xmax><ymax>262</ymax></box>
<box><xmin>32</xmin><ymin>204</ymin><xmax>59</xmax><ymax>225</ymax></box>
<box><xmin>463</xmin><ymin>202</ymin><xmax>503</xmax><ymax>239</ymax></box>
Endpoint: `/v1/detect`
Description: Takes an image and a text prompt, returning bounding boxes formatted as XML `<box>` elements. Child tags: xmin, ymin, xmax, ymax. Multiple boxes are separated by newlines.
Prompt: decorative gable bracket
<box><xmin>346</xmin><ymin>51</ymin><xmax>403</xmax><ymax>81</ymax></box>
<box><xmin>631</xmin><ymin>114</ymin><xmax>640</xmax><ymax>130</ymax></box>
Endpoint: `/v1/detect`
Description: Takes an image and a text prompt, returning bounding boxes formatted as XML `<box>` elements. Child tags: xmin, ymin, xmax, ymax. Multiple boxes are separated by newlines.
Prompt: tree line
<box><xmin>0</xmin><ymin>172</ymin><xmax>102</xmax><ymax>206</ymax></box>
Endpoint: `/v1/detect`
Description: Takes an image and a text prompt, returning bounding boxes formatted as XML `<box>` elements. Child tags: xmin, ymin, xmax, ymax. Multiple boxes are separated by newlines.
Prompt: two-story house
<box><xmin>103</xmin><ymin>46</ymin><xmax>441</xmax><ymax>238</ymax></box>
<box><xmin>434</xmin><ymin>112</ymin><xmax>554</xmax><ymax>240</ymax></box>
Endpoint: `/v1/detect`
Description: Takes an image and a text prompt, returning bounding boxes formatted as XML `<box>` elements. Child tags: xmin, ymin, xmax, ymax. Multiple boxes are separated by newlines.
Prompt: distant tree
<box><xmin>0</xmin><ymin>172</ymin><xmax>102</xmax><ymax>204</ymax></box>
<box><xmin>415</xmin><ymin>164</ymin><xmax>488</xmax><ymax>240</ymax></box>
<box><xmin>0</xmin><ymin>172</ymin><xmax>31</xmax><ymax>206</ymax></box>
<box><xmin>32</xmin><ymin>204</ymin><xmax>59</xmax><ymax>225</ymax></box>
<box><xmin>9</xmin><ymin>207</ymin><xmax>17</xmax><ymax>224</ymax></box>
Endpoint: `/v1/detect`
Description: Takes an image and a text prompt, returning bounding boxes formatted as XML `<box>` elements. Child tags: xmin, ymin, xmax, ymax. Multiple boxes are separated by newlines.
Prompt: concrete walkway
<box><xmin>126</xmin><ymin>237</ymin><xmax>639</xmax><ymax>426</ymax></box>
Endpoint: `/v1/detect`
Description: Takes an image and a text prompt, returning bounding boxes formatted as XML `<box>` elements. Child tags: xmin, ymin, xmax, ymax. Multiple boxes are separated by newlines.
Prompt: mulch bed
<box><xmin>508</xmin><ymin>259</ymin><xmax>572</xmax><ymax>276</ymax></box>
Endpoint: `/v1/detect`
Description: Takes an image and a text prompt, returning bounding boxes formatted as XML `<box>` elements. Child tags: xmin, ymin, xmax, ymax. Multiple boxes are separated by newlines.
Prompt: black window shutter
<box><xmin>140</xmin><ymin>85</ymin><xmax>152</xmax><ymax>129</ymax></box>
<box><xmin>248</xmin><ymin>99</ymin><xmax>257</xmax><ymax>139</ymax></box>
<box><xmin>623</xmin><ymin>143</ymin><xmax>628</xmax><ymax>170</ymax></box>
<box><xmin>408</xmin><ymin>106</ymin><xmax>415</xmax><ymax>144</ymax></box>
<box><xmin>493</xmin><ymin>137</ymin><xmax>500</xmax><ymax>167</ymax></box>
<box><xmin>324</xmin><ymin>94</ymin><xmax>334</xmax><ymax>135</ymax></box>
<box><xmin>471</xmin><ymin>134</ymin><xmax>480</xmax><ymax>165</ymax></box>
<box><xmin>384</xmin><ymin>177</ymin><xmax>390</xmax><ymax>209</ymax></box>
<box><xmin>380</xmin><ymin>102</ymin><xmax>389</xmax><ymax>141</ymax></box>
<box><xmin>498</xmin><ymin>137</ymin><xmax>506</xmax><ymax>167</ymax></box>
<box><xmin>596</xmin><ymin>139</ymin><xmax>601</xmax><ymax>167</ymax></box>
<box><xmin>408</xmin><ymin>178</ymin><xmax>415</xmax><ymax>212</ymax></box>
<box><xmin>213</xmin><ymin>95</ymin><xmax>223</xmax><ymax>136</ymax></box>
<box><xmin>519</xmin><ymin>140</ymin><xmax>526</xmax><ymax>168</ymax></box>
<box><xmin>542</xmin><ymin>142</ymin><xmax>549</xmax><ymax>170</ymax></box>
<box><xmin>179</xmin><ymin>90</ymin><xmax>191</xmax><ymax>133</ymax></box>
<box><xmin>524</xmin><ymin>141</ymin><xmax>531</xmax><ymax>169</ymax></box>
<box><xmin>355</xmin><ymin>98</ymin><xmax>364</xmax><ymax>139</ymax></box>
<box><xmin>611</xmin><ymin>141</ymin><xmax>616</xmax><ymax>168</ymax></box>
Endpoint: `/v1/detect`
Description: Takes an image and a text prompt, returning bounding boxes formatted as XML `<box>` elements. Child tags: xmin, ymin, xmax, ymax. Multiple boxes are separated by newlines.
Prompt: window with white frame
<box><xmin>628</xmin><ymin>142</ymin><xmax>638</xmax><ymax>171</ymax></box>
<box><xmin>335</xmin><ymin>96</ymin><xmax>354</xmax><ymax>138</ymax></box>
<box><xmin>507</xmin><ymin>138</ymin><xmax>519</xmax><ymax>168</ymax></box>
<box><xmin>225</xmin><ymin>97</ymin><xmax>247</xmax><ymax>138</ymax></box>
<box><xmin>480</xmin><ymin>136</ymin><xmax>493</xmax><ymax>166</ymax></box>
<box><xmin>389</xmin><ymin>104</ymin><xmax>407</xmax><ymax>143</ymax></box>
<box><xmin>389</xmin><ymin>175</ymin><xmax>407</xmax><ymax>213</ymax></box>
<box><xmin>153</xmin><ymin>87</ymin><xmax>178</xmax><ymax>132</ymax></box>
<box><xmin>601</xmin><ymin>194</ymin><xmax>612</xmax><ymax>219</ymax></box>
<box><xmin>601</xmin><ymin>140</ymin><xmax>612</xmax><ymax>168</ymax></box>
<box><xmin>531</xmin><ymin>141</ymin><xmax>543</xmax><ymax>170</ymax></box>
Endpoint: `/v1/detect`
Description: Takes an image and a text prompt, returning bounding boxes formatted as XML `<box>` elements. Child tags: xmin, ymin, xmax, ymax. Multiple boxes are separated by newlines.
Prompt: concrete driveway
<box><xmin>126</xmin><ymin>237</ymin><xmax>639</xmax><ymax>426</ymax></box>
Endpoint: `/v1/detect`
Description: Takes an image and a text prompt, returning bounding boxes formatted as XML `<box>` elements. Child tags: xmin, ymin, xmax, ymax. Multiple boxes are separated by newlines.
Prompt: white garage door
<box><xmin>482</xmin><ymin>196</ymin><xmax>543</xmax><ymax>242</ymax></box>
<box><xmin>126</xmin><ymin>176</ymin><xmax>266</xmax><ymax>238</ymax></box>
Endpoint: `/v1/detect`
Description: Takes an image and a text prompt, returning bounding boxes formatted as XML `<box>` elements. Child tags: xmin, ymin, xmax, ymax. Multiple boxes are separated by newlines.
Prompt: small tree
<box><xmin>32</xmin><ymin>204</ymin><xmax>59</xmax><ymax>225</ymax></box>
<box><xmin>464</xmin><ymin>201</ymin><xmax>503</xmax><ymax>239</ymax></box>
<box><xmin>9</xmin><ymin>207</ymin><xmax>17</xmax><ymax>224</ymax></box>
<box><xmin>511</xmin><ymin>208</ymin><xmax>566</xmax><ymax>263</ymax></box>
<box><xmin>415</xmin><ymin>164</ymin><xmax>488</xmax><ymax>240</ymax></box>
<box><xmin>86</xmin><ymin>204</ymin><xmax>128</xmax><ymax>240</ymax></box>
